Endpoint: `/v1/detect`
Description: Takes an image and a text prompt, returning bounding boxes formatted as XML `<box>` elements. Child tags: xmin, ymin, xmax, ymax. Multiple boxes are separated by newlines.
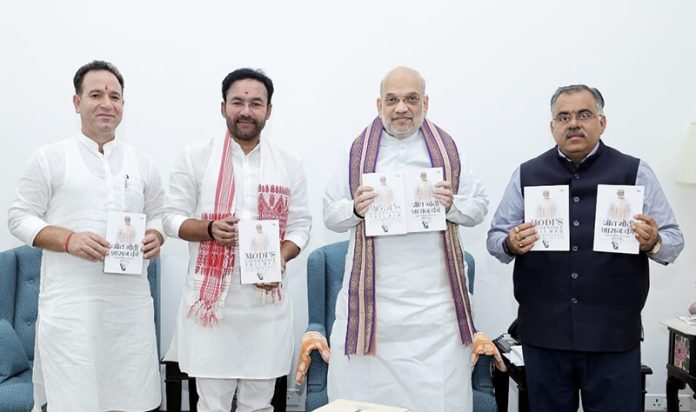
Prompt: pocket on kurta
<box><xmin>122</xmin><ymin>179</ymin><xmax>145</xmax><ymax>212</ymax></box>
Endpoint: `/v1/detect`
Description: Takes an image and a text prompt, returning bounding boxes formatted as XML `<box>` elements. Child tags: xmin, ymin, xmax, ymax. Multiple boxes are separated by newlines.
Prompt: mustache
<box><xmin>565</xmin><ymin>129</ymin><xmax>586</xmax><ymax>139</ymax></box>
<box><xmin>236</xmin><ymin>116</ymin><xmax>256</xmax><ymax>123</ymax></box>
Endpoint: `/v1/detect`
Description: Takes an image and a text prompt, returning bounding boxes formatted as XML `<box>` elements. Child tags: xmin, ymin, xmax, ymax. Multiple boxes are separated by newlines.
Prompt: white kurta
<box><xmin>163</xmin><ymin>136</ymin><xmax>311</xmax><ymax>379</ymax></box>
<box><xmin>323</xmin><ymin>129</ymin><xmax>488</xmax><ymax>412</ymax></box>
<box><xmin>8</xmin><ymin>135</ymin><xmax>164</xmax><ymax>412</ymax></box>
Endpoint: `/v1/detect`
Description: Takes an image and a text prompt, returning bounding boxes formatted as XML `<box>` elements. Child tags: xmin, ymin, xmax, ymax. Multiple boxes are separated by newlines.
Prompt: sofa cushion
<box><xmin>0</xmin><ymin>319</ymin><xmax>31</xmax><ymax>384</ymax></box>
<box><xmin>13</xmin><ymin>246</ymin><xmax>42</xmax><ymax>361</ymax></box>
<box><xmin>0</xmin><ymin>249</ymin><xmax>18</xmax><ymax>322</ymax></box>
<box><xmin>0</xmin><ymin>368</ymin><xmax>33</xmax><ymax>412</ymax></box>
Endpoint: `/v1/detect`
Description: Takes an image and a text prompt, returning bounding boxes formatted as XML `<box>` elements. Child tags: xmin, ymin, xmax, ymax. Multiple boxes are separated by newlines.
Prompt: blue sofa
<box><xmin>303</xmin><ymin>241</ymin><xmax>496</xmax><ymax>412</ymax></box>
<box><xmin>0</xmin><ymin>245</ymin><xmax>160</xmax><ymax>412</ymax></box>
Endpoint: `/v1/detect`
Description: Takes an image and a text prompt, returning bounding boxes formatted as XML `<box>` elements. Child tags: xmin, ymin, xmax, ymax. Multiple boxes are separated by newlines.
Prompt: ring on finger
<box><xmin>514</xmin><ymin>226</ymin><xmax>520</xmax><ymax>234</ymax></box>
<box><xmin>518</xmin><ymin>242</ymin><xmax>523</xmax><ymax>248</ymax></box>
<box><xmin>515</xmin><ymin>233</ymin><xmax>520</xmax><ymax>241</ymax></box>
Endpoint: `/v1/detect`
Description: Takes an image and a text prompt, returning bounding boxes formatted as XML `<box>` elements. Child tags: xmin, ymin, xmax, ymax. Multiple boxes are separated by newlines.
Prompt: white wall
<box><xmin>2</xmin><ymin>0</ymin><xmax>695</xmax><ymax>409</ymax></box>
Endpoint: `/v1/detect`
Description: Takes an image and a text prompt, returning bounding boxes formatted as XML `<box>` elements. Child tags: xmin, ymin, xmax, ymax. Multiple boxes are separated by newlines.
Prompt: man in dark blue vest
<box><xmin>487</xmin><ymin>85</ymin><xmax>684</xmax><ymax>411</ymax></box>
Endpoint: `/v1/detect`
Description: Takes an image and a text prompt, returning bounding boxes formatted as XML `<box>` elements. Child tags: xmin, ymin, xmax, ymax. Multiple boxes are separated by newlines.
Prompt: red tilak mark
<box><xmin>105</xmin><ymin>84</ymin><xmax>109</xmax><ymax>91</ymax></box>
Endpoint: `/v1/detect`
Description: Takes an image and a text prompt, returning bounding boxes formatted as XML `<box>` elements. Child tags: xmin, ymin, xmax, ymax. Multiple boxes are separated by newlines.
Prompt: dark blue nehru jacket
<box><xmin>515</xmin><ymin>140</ymin><xmax>648</xmax><ymax>352</ymax></box>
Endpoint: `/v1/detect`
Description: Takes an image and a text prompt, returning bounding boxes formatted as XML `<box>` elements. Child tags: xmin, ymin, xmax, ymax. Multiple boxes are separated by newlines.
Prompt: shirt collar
<box><xmin>557</xmin><ymin>142</ymin><xmax>600</xmax><ymax>164</ymax></box>
<box><xmin>381</xmin><ymin>128</ymin><xmax>421</xmax><ymax>146</ymax></box>
<box><xmin>230</xmin><ymin>137</ymin><xmax>261</xmax><ymax>157</ymax></box>
<box><xmin>76</xmin><ymin>132</ymin><xmax>117</xmax><ymax>158</ymax></box>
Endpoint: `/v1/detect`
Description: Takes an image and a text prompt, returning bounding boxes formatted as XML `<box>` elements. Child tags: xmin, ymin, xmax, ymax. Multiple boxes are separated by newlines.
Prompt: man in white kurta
<box><xmin>163</xmin><ymin>68</ymin><xmax>310</xmax><ymax>412</ymax></box>
<box><xmin>322</xmin><ymin>67</ymin><xmax>489</xmax><ymax>412</ymax></box>
<box><xmin>7</xmin><ymin>61</ymin><xmax>164</xmax><ymax>412</ymax></box>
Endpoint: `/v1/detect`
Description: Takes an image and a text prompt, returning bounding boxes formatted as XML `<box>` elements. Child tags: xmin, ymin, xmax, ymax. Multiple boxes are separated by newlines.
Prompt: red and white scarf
<box><xmin>188</xmin><ymin>133</ymin><xmax>290</xmax><ymax>326</ymax></box>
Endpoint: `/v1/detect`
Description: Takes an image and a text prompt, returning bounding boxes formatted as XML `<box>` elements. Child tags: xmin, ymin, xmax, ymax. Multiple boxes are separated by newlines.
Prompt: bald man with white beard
<box><xmin>297</xmin><ymin>67</ymin><xmax>499</xmax><ymax>412</ymax></box>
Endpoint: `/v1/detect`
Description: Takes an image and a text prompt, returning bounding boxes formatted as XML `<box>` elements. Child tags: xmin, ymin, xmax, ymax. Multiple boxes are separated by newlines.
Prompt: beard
<box><xmin>226</xmin><ymin>115</ymin><xmax>266</xmax><ymax>141</ymax></box>
<box><xmin>382</xmin><ymin>110</ymin><xmax>425</xmax><ymax>139</ymax></box>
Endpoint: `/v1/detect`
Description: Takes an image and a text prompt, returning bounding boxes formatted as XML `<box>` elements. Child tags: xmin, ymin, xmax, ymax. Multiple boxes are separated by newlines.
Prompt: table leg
<box><xmin>188</xmin><ymin>377</ymin><xmax>199</xmax><ymax>412</ymax></box>
<box><xmin>493</xmin><ymin>368</ymin><xmax>509</xmax><ymax>412</ymax></box>
<box><xmin>164</xmin><ymin>363</ymin><xmax>183</xmax><ymax>412</ymax></box>
<box><xmin>667</xmin><ymin>375</ymin><xmax>686</xmax><ymax>412</ymax></box>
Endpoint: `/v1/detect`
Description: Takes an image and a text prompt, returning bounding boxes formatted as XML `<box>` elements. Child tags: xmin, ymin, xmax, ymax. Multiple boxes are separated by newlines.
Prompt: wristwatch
<box><xmin>648</xmin><ymin>235</ymin><xmax>662</xmax><ymax>254</ymax></box>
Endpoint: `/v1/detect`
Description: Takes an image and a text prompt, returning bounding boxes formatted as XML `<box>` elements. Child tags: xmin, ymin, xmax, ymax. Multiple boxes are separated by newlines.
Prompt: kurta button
<box><xmin>572</xmin><ymin>245</ymin><xmax>578</xmax><ymax>252</ymax></box>
<box><xmin>29</xmin><ymin>279</ymin><xmax>34</xmax><ymax>284</ymax></box>
<box><xmin>574</xmin><ymin>173</ymin><xmax>580</xmax><ymax>179</ymax></box>
<box><xmin>26</xmin><ymin>321</ymin><xmax>32</xmax><ymax>326</ymax></box>
<box><xmin>573</xmin><ymin>220</ymin><xmax>580</xmax><ymax>227</ymax></box>
<box><xmin>571</xmin><ymin>272</ymin><xmax>579</xmax><ymax>279</ymax></box>
<box><xmin>571</xmin><ymin>298</ymin><xmax>578</xmax><ymax>304</ymax></box>
<box><xmin>573</xmin><ymin>196</ymin><xmax>580</xmax><ymax>203</ymax></box>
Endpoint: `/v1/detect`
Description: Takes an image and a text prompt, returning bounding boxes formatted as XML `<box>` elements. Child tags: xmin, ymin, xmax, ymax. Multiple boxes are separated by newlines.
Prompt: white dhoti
<box><xmin>328</xmin><ymin>231</ymin><xmax>473</xmax><ymax>412</ymax></box>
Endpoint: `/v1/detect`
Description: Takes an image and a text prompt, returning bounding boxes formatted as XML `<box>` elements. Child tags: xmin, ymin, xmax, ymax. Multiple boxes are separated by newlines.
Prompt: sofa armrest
<box><xmin>306</xmin><ymin>350</ymin><xmax>329</xmax><ymax>392</ymax></box>
<box><xmin>304</xmin><ymin>322</ymin><xmax>329</xmax><ymax>393</ymax></box>
<box><xmin>305</xmin><ymin>323</ymin><xmax>327</xmax><ymax>337</ymax></box>
<box><xmin>472</xmin><ymin>354</ymin><xmax>494</xmax><ymax>395</ymax></box>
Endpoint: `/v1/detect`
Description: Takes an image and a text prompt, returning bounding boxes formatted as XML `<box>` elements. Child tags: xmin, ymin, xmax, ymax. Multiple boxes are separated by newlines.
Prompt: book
<box><xmin>505</xmin><ymin>345</ymin><xmax>525</xmax><ymax>366</ymax></box>
<box><xmin>593</xmin><ymin>185</ymin><xmax>644</xmax><ymax>254</ymax></box>
<box><xmin>103</xmin><ymin>211</ymin><xmax>146</xmax><ymax>275</ymax></box>
<box><xmin>523</xmin><ymin>185</ymin><xmax>570</xmax><ymax>251</ymax></box>
<box><xmin>493</xmin><ymin>333</ymin><xmax>520</xmax><ymax>353</ymax></box>
<box><xmin>363</xmin><ymin>172</ymin><xmax>407</xmax><ymax>237</ymax></box>
<box><xmin>678</xmin><ymin>315</ymin><xmax>696</xmax><ymax>327</ymax></box>
<box><xmin>238</xmin><ymin>219</ymin><xmax>282</xmax><ymax>284</ymax></box>
<box><xmin>404</xmin><ymin>167</ymin><xmax>446</xmax><ymax>233</ymax></box>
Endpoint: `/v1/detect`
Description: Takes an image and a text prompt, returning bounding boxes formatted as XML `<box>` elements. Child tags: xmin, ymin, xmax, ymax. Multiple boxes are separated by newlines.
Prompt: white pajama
<box><xmin>196</xmin><ymin>377</ymin><xmax>276</xmax><ymax>412</ymax></box>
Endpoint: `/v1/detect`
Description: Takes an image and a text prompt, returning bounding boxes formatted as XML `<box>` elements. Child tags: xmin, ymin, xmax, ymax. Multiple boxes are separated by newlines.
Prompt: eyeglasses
<box><xmin>382</xmin><ymin>94</ymin><xmax>422</xmax><ymax>106</ymax></box>
<box><xmin>553</xmin><ymin>110</ymin><xmax>600</xmax><ymax>124</ymax></box>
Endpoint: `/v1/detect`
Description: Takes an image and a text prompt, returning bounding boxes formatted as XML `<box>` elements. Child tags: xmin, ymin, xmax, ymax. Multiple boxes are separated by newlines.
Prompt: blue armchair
<box><xmin>304</xmin><ymin>241</ymin><xmax>496</xmax><ymax>412</ymax></box>
<box><xmin>0</xmin><ymin>245</ymin><xmax>160</xmax><ymax>412</ymax></box>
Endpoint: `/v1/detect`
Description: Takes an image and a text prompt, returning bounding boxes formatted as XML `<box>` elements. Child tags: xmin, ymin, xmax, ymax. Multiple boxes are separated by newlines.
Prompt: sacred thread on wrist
<box><xmin>64</xmin><ymin>232</ymin><xmax>75</xmax><ymax>253</ymax></box>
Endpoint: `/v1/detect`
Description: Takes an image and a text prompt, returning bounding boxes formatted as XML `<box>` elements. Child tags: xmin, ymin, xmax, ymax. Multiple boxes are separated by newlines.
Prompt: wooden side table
<box><xmin>662</xmin><ymin>318</ymin><xmax>696</xmax><ymax>412</ymax></box>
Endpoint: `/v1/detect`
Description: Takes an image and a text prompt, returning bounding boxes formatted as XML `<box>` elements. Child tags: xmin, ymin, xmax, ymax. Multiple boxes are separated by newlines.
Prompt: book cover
<box><xmin>238</xmin><ymin>219</ymin><xmax>282</xmax><ymax>284</ymax></box>
<box><xmin>404</xmin><ymin>167</ymin><xmax>446</xmax><ymax>233</ymax></box>
<box><xmin>103</xmin><ymin>211</ymin><xmax>146</xmax><ymax>275</ymax></box>
<box><xmin>523</xmin><ymin>185</ymin><xmax>570</xmax><ymax>251</ymax></box>
<box><xmin>593</xmin><ymin>185</ymin><xmax>644</xmax><ymax>254</ymax></box>
<box><xmin>363</xmin><ymin>172</ymin><xmax>407</xmax><ymax>237</ymax></box>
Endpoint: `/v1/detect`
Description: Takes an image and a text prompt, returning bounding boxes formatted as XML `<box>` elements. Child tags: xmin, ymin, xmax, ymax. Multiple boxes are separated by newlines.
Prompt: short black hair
<box><xmin>221</xmin><ymin>68</ymin><xmax>274</xmax><ymax>104</ymax></box>
<box><xmin>73</xmin><ymin>60</ymin><xmax>124</xmax><ymax>95</ymax></box>
<box><xmin>550</xmin><ymin>84</ymin><xmax>605</xmax><ymax>114</ymax></box>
